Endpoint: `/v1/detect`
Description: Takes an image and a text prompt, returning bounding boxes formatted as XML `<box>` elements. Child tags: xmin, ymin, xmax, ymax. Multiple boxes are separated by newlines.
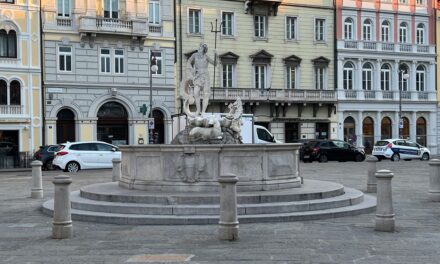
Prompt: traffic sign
<box><xmin>148</xmin><ymin>118</ymin><xmax>155</xmax><ymax>129</ymax></box>
<box><xmin>399</xmin><ymin>119</ymin><xmax>403</xmax><ymax>129</ymax></box>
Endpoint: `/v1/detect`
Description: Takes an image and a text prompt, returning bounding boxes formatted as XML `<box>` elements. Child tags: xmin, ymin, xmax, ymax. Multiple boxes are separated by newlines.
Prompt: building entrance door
<box><xmin>57</xmin><ymin>109</ymin><xmax>76</xmax><ymax>143</ymax></box>
<box><xmin>285</xmin><ymin>123</ymin><xmax>299</xmax><ymax>143</ymax></box>
<box><xmin>0</xmin><ymin>130</ymin><xmax>19</xmax><ymax>168</ymax></box>
<box><xmin>315</xmin><ymin>123</ymin><xmax>329</xmax><ymax>140</ymax></box>
<box><xmin>97</xmin><ymin>102</ymin><xmax>128</xmax><ymax>145</ymax></box>
<box><xmin>152</xmin><ymin>109</ymin><xmax>165</xmax><ymax>144</ymax></box>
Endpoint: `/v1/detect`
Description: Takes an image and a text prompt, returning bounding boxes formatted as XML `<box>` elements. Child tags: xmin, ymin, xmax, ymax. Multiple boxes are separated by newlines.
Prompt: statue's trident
<box><xmin>211</xmin><ymin>19</ymin><xmax>224</xmax><ymax>113</ymax></box>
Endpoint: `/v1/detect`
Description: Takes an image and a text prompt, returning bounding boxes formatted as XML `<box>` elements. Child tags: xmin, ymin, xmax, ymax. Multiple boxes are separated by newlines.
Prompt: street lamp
<box><xmin>149</xmin><ymin>53</ymin><xmax>158</xmax><ymax>144</ymax></box>
<box><xmin>398</xmin><ymin>70</ymin><xmax>410</xmax><ymax>139</ymax></box>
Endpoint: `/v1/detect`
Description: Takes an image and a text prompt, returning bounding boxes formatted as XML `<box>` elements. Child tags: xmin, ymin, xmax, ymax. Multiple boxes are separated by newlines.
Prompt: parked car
<box><xmin>33</xmin><ymin>145</ymin><xmax>60</xmax><ymax>170</ymax></box>
<box><xmin>53</xmin><ymin>141</ymin><xmax>121</xmax><ymax>172</ymax></box>
<box><xmin>301</xmin><ymin>140</ymin><xmax>365</xmax><ymax>162</ymax></box>
<box><xmin>372</xmin><ymin>139</ymin><xmax>430</xmax><ymax>162</ymax></box>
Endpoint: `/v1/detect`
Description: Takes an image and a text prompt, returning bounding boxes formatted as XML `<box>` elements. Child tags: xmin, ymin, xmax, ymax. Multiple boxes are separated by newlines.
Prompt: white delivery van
<box><xmin>172</xmin><ymin>113</ymin><xmax>281</xmax><ymax>144</ymax></box>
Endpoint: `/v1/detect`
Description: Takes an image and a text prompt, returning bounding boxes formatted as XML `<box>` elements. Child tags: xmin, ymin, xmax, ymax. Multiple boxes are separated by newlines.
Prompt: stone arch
<box><xmin>49</xmin><ymin>103</ymin><xmax>83</xmax><ymax>119</ymax></box>
<box><xmin>0</xmin><ymin>19</ymin><xmax>20</xmax><ymax>34</ymax></box>
<box><xmin>88</xmin><ymin>94</ymin><xmax>137</xmax><ymax>120</ymax></box>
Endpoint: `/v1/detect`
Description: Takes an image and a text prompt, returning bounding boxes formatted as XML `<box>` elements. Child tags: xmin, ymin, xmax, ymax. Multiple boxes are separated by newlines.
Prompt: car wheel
<box><xmin>377</xmin><ymin>157</ymin><xmax>383</xmax><ymax>162</ymax></box>
<box><xmin>391</xmin><ymin>154</ymin><xmax>400</xmax><ymax>162</ymax></box>
<box><xmin>355</xmin><ymin>154</ymin><xmax>364</xmax><ymax>162</ymax></box>
<box><xmin>45</xmin><ymin>159</ymin><xmax>54</xmax><ymax>170</ymax></box>
<box><xmin>421</xmin><ymin>153</ymin><xmax>430</xmax><ymax>161</ymax></box>
<box><xmin>65</xmin><ymin>161</ymin><xmax>80</xmax><ymax>173</ymax></box>
<box><xmin>318</xmin><ymin>154</ymin><xmax>328</xmax><ymax>163</ymax></box>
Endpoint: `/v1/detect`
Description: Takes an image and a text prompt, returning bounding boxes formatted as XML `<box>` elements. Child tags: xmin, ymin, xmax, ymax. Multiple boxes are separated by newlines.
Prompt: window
<box><xmin>381</xmin><ymin>21</ymin><xmax>391</xmax><ymax>42</ymax></box>
<box><xmin>343</xmin><ymin>62</ymin><xmax>354</xmax><ymax>90</ymax></box>
<box><xmin>286</xmin><ymin>66</ymin><xmax>297</xmax><ymax>89</ymax></box>
<box><xmin>416</xmin><ymin>23</ymin><xmax>425</xmax><ymax>44</ymax></box>
<box><xmin>315</xmin><ymin>19</ymin><xmax>325</xmax><ymax>41</ymax></box>
<box><xmin>363</xmin><ymin>19</ymin><xmax>372</xmax><ymax>41</ymax></box>
<box><xmin>399</xmin><ymin>0</ymin><xmax>407</xmax><ymax>3</ymax></box>
<box><xmin>399</xmin><ymin>65</ymin><xmax>409</xmax><ymax>91</ymax></box>
<box><xmin>222</xmin><ymin>12</ymin><xmax>234</xmax><ymax>36</ymax></box>
<box><xmin>0</xmin><ymin>30</ymin><xmax>17</xmax><ymax>58</ymax></box>
<box><xmin>0</xmin><ymin>80</ymin><xmax>6</xmax><ymax>105</ymax></box>
<box><xmin>57</xmin><ymin>0</ymin><xmax>70</xmax><ymax>17</ymax></box>
<box><xmin>381</xmin><ymin>64</ymin><xmax>391</xmax><ymax>91</ymax></box>
<box><xmin>100</xmin><ymin>49</ymin><xmax>111</xmax><ymax>73</ymax></box>
<box><xmin>114</xmin><ymin>49</ymin><xmax>124</xmax><ymax>74</ymax></box>
<box><xmin>0</xmin><ymin>0</ymin><xmax>15</xmax><ymax>3</ymax></box>
<box><xmin>149</xmin><ymin>0</ymin><xmax>160</xmax><ymax>25</ymax></box>
<box><xmin>97</xmin><ymin>143</ymin><xmax>113</xmax><ymax>151</ymax></box>
<box><xmin>254</xmin><ymin>65</ymin><xmax>266</xmax><ymax>89</ymax></box>
<box><xmin>254</xmin><ymin>15</ymin><xmax>266</xmax><ymax>38</ymax></box>
<box><xmin>58</xmin><ymin>46</ymin><xmax>72</xmax><ymax>72</ymax></box>
<box><xmin>150</xmin><ymin>50</ymin><xmax>162</xmax><ymax>75</ymax></box>
<box><xmin>315</xmin><ymin>67</ymin><xmax>325</xmax><ymax>90</ymax></box>
<box><xmin>188</xmin><ymin>9</ymin><xmax>201</xmax><ymax>34</ymax></box>
<box><xmin>416</xmin><ymin>65</ymin><xmax>425</xmax><ymax>91</ymax></box>
<box><xmin>362</xmin><ymin>63</ymin><xmax>373</xmax><ymax>90</ymax></box>
<box><xmin>104</xmin><ymin>0</ymin><xmax>119</xmax><ymax>18</ymax></box>
<box><xmin>9</xmin><ymin>80</ymin><xmax>20</xmax><ymax>105</ymax></box>
<box><xmin>344</xmin><ymin>18</ymin><xmax>354</xmax><ymax>40</ymax></box>
<box><xmin>416</xmin><ymin>0</ymin><xmax>424</xmax><ymax>4</ymax></box>
<box><xmin>286</xmin><ymin>17</ymin><xmax>297</xmax><ymax>40</ymax></box>
<box><xmin>222</xmin><ymin>64</ymin><xmax>234</xmax><ymax>88</ymax></box>
<box><xmin>399</xmin><ymin>22</ymin><xmax>408</xmax><ymax>43</ymax></box>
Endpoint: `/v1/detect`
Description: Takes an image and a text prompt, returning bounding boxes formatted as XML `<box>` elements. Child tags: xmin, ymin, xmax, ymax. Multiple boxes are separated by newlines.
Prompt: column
<box><xmin>31</xmin><ymin>161</ymin><xmax>43</xmax><ymax>199</ymax></box>
<box><xmin>375</xmin><ymin>111</ymin><xmax>381</xmax><ymax>142</ymax></box>
<box><xmin>428</xmin><ymin>62</ymin><xmax>435</xmax><ymax>92</ymax></box>
<box><xmin>357</xmin><ymin>59</ymin><xmax>363</xmax><ymax>99</ymax></box>
<box><xmin>410</xmin><ymin>61</ymin><xmax>417</xmax><ymax>100</ymax></box>
<box><xmin>337</xmin><ymin>57</ymin><xmax>344</xmax><ymax>90</ymax></box>
<box><xmin>393</xmin><ymin>60</ymin><xmax>400</xmax><ymax>100</ymax></box>
<box><xmin>86</xmin><ymin>0</ymin><xmax>97</xmax><ymax>16</ymax></box>
<box><xmin>375</xmin><ymin>170</ymin><xmax>395</xmax><ymax>232</ymax></box>
<box><xmin>52</xmin><ymin>175</ymin><xmax>73</xmax><ymax>239</ymax></box>
<box><xmin>165</xmin><ymin>118</ymin><xmax>173</xmax><ymax>144</ymax></box>
<box><xmin>429</xmin><ymin>111</ymin><xmax>437</xmax><ymax>153</ymax></box>
<box><xmin>375</xmin><ymin>59</ymin><xmax>382</xmax><ymax>94</ymax></box>
<box><xmin>357</xmin><ymin>111</ymin><xmax>363</xmax><ymax>147</ymax></box>
<box><xmin>218</xmin><ymin>173</ymin><xmax>239</xmax><ymax>241</ymax></box>
<box><xmin>410</xmin><ymin>111</ymin><xmax>417</xmax><ymax>142</ymax></box>
<box><xmin>428</xmin><ymin>159</ymin><xmax>440</xmax><ymax>202</ymax></box>
<box><xmin>393</xmin><ymin>112</ymin><xmax>399</xmax><ymax>139</ymax></box>
<box><xmin>126</xmin><ymin>0</ymin><xmax>136</xmax><ymax>19</ymax></box>
<box><xmin>338</xmin><ymin>111</ymin><xmax>344</xmax><ymax>140</ymax></box>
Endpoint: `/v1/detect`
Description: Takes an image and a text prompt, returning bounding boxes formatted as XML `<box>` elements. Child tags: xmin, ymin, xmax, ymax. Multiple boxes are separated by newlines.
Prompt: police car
<box><xmin>372</xmin><ymin>139</ymin><xmax>430</xmax><ymax>162</ymax></box>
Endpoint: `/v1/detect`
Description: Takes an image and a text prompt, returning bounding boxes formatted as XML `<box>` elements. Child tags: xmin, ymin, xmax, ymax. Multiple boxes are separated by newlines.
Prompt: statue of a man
<box><xmin>186</xmin><ymin>43</ymin><xmax>217</xmax><ymax>116</ymax></box>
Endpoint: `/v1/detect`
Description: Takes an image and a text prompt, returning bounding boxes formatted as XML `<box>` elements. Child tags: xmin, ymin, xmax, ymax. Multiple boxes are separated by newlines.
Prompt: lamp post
<box><xmin>149</xmin><ymin>53</ymin><xmax>158</xmax><ymax>144</ymax></box>
<box><xmin>398</xmin><ymin>71</ymin><xmax>410</xmax><ymax>139</ymax></box>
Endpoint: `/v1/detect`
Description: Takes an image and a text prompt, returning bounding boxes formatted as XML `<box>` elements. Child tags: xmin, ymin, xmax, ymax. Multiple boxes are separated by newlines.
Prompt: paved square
<box><xmin>1</xmin><ymin>160</ymin><xmax>439</xmax><ymax>263</ymax></box>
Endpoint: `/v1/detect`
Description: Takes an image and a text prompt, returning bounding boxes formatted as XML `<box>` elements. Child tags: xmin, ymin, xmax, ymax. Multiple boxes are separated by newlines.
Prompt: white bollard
<box><xmin>112</xmin><ymin>158</ymin><xmax>122</xmax><ymax>182</ymax></box>
<box><xmin>31</xmin><ymin>160</ymin><xmax>43</xmax><ymax>199</ymax></box>
<box><xmin>366</xmin><ymin>155</ymin><xmax>378</xmax><ymax>193</ymax></box>
<box><xmin>428</xmin><ymin>159</ymin><xmax>440</xmax><ymax>202</ymax></box>
<box><xmin>52</xmin><ymin>175</ymin><xmax>73</xmax><ymax>239</ymax></box>
<box><xmin>375</xmin><ymin>170</ymin><xmax>395</xmax><ymax>232</ymax></box>
<box><xmin>218</xmin><ymin>173</ymin><xmax>239</xmax><ymax>241</ymax></box>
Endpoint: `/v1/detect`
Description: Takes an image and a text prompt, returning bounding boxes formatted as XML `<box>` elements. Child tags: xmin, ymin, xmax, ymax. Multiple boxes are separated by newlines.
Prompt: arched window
<box><xmin>344</xmin><ymin>116</ymin><xmax>356</xmax><ymax>145</ymax></box>
<box><xmin>0</xmin><ymin>29</ymin><xmax>17</xmax><ymax>58</ymax></box>
<box><xmin>381</xmin><ymin>20</ymin><xmax>391</xmax><ymax>42</ymax></box>
<box><xmin>416</xmin><ymin>65</ymin><xmax>426</xmax><ymax>91</ymax></box>
<box><xmin>399</xmin><ymin>64</ymin><xmax>410</xmax><ymax>91</ymax></box>
<box><xmin>416</xmin><ymin>23</ymin><xmax>425</xmax><ymax>45</ymax></box>
<box><xmin>0</xmin><ymin>80</ymin><xmax>7</xmax><ymax>105</ymax></box>
<box><xmin>402</xmin><ymin>117</ymin><xmax>410</xmax><ymax>139</ymax></box>
<box><xmin>381</xmin><ymin>64</ymin><xmax>391</xmax><ymax>91</ymax></box>
<box><xmin>343</xmin><ymin>62</ymin><xmax>354</xmax><ymax>90</ymax></box>
<box><xmin>362</xmin><ymin>63</ymin><xmax>373</xmax><ymax>90</ymax></box>
<box><xmin>9</xmin><ymin>80</ymin><xmax>20</xmax><ymax>105</ymax></box>
<box><xmin>399</xmin><ymin>22</ymin><xmax>408</xmax><ymax>43</ymax></box>
<box><xmin>363</xmin><ymin>19</ymin><xmax>372</xmax><ymax>41</ymax></box>
<box><xmin>416</xmin><ymin>117</ymin><xmax>427</xmax><ymax>146</ymax></box>
<box><xmin>344</xmin><ymin>18</ymin><xmax>354</xmax><ymax>40</ymax></box>
<box><xmin>381</xmin><ymin>117</ymin><xmax>392</xmax><ymax>139</ymax></box>
<box><xmin>363</xmin><ymin>117</ymin><xmax>374</xmax><ymax>153</ymax></box>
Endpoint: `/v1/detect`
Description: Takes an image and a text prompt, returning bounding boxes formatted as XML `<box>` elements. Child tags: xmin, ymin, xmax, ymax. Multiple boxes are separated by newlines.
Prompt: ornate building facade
<box><xmin>0</xmin><ymin>0</ymin><xmax>42</xmax><ymax>168</ymax></box>
<box><xmin>41</xmin><ymin>0</ymin><xmax>175</xmax><ymax>145</ymax></box>
<box><xmin>336</xmin><ymin>0</ymin><xmax>437</xmax><ymax>154</ymax></box>
<box><xmin>176</xmin><ymin>0</ymin><xmax>337</xmax><ymax>142</ymax></box>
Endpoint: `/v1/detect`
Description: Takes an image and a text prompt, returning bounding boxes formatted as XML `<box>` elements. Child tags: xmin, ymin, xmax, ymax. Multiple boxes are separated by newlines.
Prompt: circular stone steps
<box><xmin>41</xmin><ymin>180</ymin><xmax>376</xmax><ymax>225</ymax></box>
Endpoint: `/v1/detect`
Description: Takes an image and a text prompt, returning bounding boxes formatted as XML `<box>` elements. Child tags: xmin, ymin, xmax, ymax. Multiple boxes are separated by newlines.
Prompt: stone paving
<box><xmin>0</xmin><ymin>160</ymin><xmax>439</xmax><ymax>264</ymax></box>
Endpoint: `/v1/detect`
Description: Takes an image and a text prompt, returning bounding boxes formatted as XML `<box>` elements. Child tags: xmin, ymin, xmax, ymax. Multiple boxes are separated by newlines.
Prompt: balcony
<box><xmin>0</xmin><ymin>105</ymin><xmax>23</xmax><ymax>115</ymax></box>
<box><xmin>79</xmin><ymin>17</ymin><xmax>148</xmax><ymax>37</ymax></box>
<box><xmin>56</xmin><ymin>17</ymin><xmax>72</xmax><ymax>28</ymax></box>
<box><xmin>211</xmin><ymin>88</ymin><xmax>336</xmax><ymax>103</ymax></box>
<box><xmin>337</xmin><ymin>40</ymin><xmax>435</xmax><ymax>54</ymax></box>
<box><xmin>338</xmin><ymin>90</ymin><xmax>436</xmax><ymax>101</ymax></box>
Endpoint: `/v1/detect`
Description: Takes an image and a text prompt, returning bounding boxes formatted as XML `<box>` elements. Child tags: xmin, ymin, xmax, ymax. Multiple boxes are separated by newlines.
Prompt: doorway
<box><xmin>152</xmin><ymin>109</ymin><xmax>165</xmax><ymax>144</ymax></box>
<box><xmin>362</xmin><ymin>117</ymin><xmax>374</xmax><ymax>154</ymax></box>
<box><xmin>381</xmin><ymin>117</ymin><xmax>392</xmax><ymax>139</ymax></box>
<box><xmin>416</xmin><ymin>117</ymin><xmax>427</xmax><ymax>146</ymax></box>
<box><xmin>97</xmin><ymin>102</ymin><xmax>128</xmax><ymax>145</ymax></box>
<box><xmin>343</xmin><ymin>116</ymin><xmax>356</xmax><ymax>145</ymax></box>
<box><xmin>315</xmin><ymin>123</ymin><xmax>329</xmax><ymax>140</ymax></box>
<box><xmin>285</xmin><ymin>123</ymin><xmax>299</xmax><ymax>143</ymax></box>
<box><xmin>56</xmin><ymin>109</ymin><xmax>76</xmax><ymax>143</ymax></box>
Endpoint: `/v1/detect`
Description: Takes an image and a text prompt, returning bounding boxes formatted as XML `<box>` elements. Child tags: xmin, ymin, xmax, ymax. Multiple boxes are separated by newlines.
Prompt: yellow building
<box><xmin>176</xmin><ymin>0</ymin><xmax>336</xmax><ymax>142</ymax></box>
<box><xmin>0</xmin><ymin>0</ymin><xmax>42</xmax><ymax>168</ymax></box>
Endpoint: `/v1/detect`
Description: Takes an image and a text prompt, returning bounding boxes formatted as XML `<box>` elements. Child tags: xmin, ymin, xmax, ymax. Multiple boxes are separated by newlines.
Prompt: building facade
<box><xmin>336</xmin><ymin>0</ymin><xmax>437</xmax><ymax>154</ymax></box>
<box><xmin>176</xmin><ymin>0</ymin><xmax>337</xmax><ymax>142</ymax></box>
<box><xmin>41</xmin><ymin>0</ymin><xmax>175</xmax><ymax>146</ymax></box>
<box><xmin>0</xmin><ymin>0</ymin><xmax>42</xmax><ymax>168</ymax></box>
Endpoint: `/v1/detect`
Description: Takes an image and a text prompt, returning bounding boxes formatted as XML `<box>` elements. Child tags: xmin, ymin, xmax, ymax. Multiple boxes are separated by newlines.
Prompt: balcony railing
<box><xmin>56</xmin><ymin>17</ymin><xmax>72</xmax><ymax>27</ymax></box>
<box><xmin>79</xmin><ymin>17</ymin><xmax>148</xmax><ymax>36</ymax></box>
<box><xmin>211</xmin><ymin>88</ymin><xmax>336</xmax><ymax>102</ymax></box>
<box><xmin>338</xmin><ymin>90</ymin><xmax>436</xmax><ymax>101</ymax></box>
<box><xmin>149</xmin><ymin>25</ymin><xmax>162</xmax><ymax>33</ymax></box>
<box><xmin>0</xmin><ymin>105</ymin><xmax>23</xmax><ymax>115</ymax></box>
<box><xmin>338</xmin><ymin>40</ymin><xmax>435</xmax><ymax>54</ymax></box>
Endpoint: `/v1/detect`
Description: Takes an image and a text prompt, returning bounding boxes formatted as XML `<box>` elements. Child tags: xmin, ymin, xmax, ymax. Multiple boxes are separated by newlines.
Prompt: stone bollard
<box><xmin>375</xmin><ymin>170</ymin><xmax>395</xmax><ymax>232</ymax></box>
<box><xmin>218</xmin><ymin>173</ymin><xmax>239</xmax><ymax>241</ymax></box>
<box><xmin>366</xmin><ymin>155</ymin><xmax>378</xmax><ymax>193</ymax></box>
<box><xmin>31</xmin><ymin>160</ymin><xmax>43</xmax><ymax>199</ymax></box>
<box><xmin>428</xmin><ymin>159</ymin><xmax>440</xmax><ymax>202</ymax></box>
<box><xmin>112</xmin><ymin>158</ymin><xmax>122</xmax><ymax>182</ymax></box>
<box><xmin>52</xmin><ymin>175</ymin><xmax>73</xmax><ymax>239</ymax></box>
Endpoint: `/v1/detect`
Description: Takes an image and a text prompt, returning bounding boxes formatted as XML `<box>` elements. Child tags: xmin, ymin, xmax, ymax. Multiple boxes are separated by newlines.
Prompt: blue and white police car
<box><xmin>372</xmin><ymin>139</ymin><xmax>430</xmax><ymax>162</ymax></box>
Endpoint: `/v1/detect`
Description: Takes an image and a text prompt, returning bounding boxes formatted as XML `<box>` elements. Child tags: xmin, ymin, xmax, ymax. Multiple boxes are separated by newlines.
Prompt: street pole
<box><xmin>399</xmin><ymin>81</ymin><xmax>402</xmax><ymax>139</ymax></box>
<box><xmin>149</xmin><ymin>54</ymin><xmax>157</xmax><ymax>144</ymax></box>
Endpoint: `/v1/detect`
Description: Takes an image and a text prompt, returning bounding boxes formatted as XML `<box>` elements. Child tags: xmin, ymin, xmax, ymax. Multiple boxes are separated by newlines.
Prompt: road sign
<box><xmin>399</xmin><ymin>119</ymin><xmax>403</xmax><ymax>129</ymax></box>
<box><xmin>148</xmin><ymin>118</ymin><xmax>155</xmax><ymax>129</ymax></box>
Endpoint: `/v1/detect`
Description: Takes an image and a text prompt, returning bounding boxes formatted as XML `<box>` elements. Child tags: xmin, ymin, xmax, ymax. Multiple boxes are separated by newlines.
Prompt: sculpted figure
<box><xmin>221</xmin><ymin>98</ymin><xmax>243</xmax><ymax>141</ymax></box>
<box><xmin>189</xmin><ymin>115</ymin><xmax>223</xmax><ymax>141</ymax></box>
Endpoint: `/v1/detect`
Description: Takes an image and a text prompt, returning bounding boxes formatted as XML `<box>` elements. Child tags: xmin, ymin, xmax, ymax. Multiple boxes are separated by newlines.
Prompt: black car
<box><xmin>33</xmin><ymin>145</ymin><xmax>60</xmax><ymax>170</ymax></box>
<box><xmin>301</xmin><ymin>140</ymin><xmax>365</xmax><ymax>162</ymax></box>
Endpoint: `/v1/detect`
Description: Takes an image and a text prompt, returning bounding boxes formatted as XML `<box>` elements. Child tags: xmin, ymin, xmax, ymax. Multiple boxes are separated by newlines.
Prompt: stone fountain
<box><xmin>42</xmin><ymin>43</ymin><xmax>375</xmax><ymax>224</ymax></box>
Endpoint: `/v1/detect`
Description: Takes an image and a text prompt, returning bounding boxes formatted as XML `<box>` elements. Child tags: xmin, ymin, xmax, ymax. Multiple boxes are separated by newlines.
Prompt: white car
<box><xmin>53</xmin><ymin>141</ymin><xmax>121</xmax><ymax>172</ymax></box>
<box><xmin>372</xmin><ymin>139</ymin><xmax>430</xmax><ymax>162</ymax></box>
